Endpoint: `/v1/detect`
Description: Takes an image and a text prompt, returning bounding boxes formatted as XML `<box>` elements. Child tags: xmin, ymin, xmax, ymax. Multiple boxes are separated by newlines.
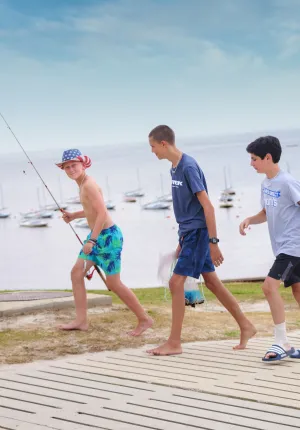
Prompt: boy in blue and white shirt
<box><xmin>147</xmin><ymin>125</ymin><xmax>256</xmax><ymax>356</ymax></box>
<box><xmin>240</xmin><ymin>136</ymin><xmax>300</xmax><ymax>362</ymax></box>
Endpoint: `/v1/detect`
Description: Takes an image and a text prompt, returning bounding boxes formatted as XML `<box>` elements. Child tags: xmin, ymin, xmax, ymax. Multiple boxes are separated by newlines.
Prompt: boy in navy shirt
<box><xmin>148</xmin><ymin>125</ymin><xmax>256</xmax><ymax>356</ymax></box>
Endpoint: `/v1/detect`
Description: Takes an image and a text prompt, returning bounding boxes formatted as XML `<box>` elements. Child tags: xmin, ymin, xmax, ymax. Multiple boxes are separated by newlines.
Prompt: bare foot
<box><xmin>58</xmin><ymin>320</ymin><xmax>89</xmax><ymax>331</ymax></box>
<box><xmin>233</xmin><ymin>324</ymin><xmax>257</xmax><ymax>350</ymax></box>
<box><xmin>128</xmin><ymin>317</ymin><xmax>154</xmax><ymax>337</ymax></box>
<box><xmin>146</xmin><ymin>341</ymin><xmax>182</xmax><ymax>356</ymax></box>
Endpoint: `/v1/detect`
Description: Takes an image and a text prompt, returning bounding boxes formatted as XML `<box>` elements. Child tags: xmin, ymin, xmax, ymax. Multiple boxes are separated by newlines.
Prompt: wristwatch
<box><xmin>209</xmin><ymin>237</ymin><xmax>219</xmax><ymax>244</ymax></box>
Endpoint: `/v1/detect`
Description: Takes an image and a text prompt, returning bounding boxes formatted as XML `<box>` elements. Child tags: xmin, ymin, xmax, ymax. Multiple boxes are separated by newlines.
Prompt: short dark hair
<box><xmin>246</xmin><ymin>136</ymin><xmax>282</xmax><ymax>163</ymax></box>
<box><xmin>148</xmin><ymin>125</ymin><xmax>175</xmax><ymax>144</ymax></box>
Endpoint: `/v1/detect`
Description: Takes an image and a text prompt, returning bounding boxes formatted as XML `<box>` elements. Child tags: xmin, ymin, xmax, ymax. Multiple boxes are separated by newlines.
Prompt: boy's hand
<box><xmin>61</xmin><ymin>210</ymin><xmax>75</xmax><ymax>223</ymax></box>
<box><xmin>239</xmin><ymin>218</ymin><xmax>250</xmax><ymax>235</ymax></box>
<box><xmin>209</xmin><ymin>244</ymin><xmax>224</xmax><ymax>267</ymax></box>
<box><xmin>83</xmin><ymin>242</ymin><xmax>94</xmax><ymax>255</ymax></box>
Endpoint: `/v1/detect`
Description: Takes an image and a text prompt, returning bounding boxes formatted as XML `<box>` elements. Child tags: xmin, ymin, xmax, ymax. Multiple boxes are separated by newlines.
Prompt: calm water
<box><xmin>0</xmin><ymin>133</ymin><xmax>299</xmax><ymax>291</ymax></box>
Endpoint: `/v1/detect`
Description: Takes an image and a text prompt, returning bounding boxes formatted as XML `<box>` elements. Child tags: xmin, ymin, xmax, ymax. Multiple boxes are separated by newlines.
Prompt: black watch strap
<box><xmin>209</xmin><ymin>237</ymin><xmax>219</xmax><ymax>244</ymax></box>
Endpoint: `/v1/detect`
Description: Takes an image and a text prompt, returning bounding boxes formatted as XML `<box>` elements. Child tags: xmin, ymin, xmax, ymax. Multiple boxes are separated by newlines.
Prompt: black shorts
<box><xmin>268</xmin><ymin>253</ymin><xmax>300</xmax><ymax>287</ymax></box>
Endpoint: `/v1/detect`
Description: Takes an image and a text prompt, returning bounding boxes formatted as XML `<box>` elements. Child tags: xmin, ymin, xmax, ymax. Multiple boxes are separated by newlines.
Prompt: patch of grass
<box><xmin>224</xmin><ymin>330</ymin><xmax>240</xmax><ymax>338</ymax></box>
<box><xmin>88</xmin><ymin>282</ymin><xmax>296</xmax><ymax>305</ymax></box>
<box><xmin>1</xmin><ymin>282</ymin><xmax>296</xmax><ymax>305</ymax></box>
<box><xmin>0</xmin><ymin>329</ymin><xmax>50</xmax><ymax>346</ymax></box>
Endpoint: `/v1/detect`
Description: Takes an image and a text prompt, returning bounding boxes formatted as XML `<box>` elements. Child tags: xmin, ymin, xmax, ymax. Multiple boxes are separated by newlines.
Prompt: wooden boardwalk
<box><xmin>1</xmin><ymin>332</ymin><xmax>300</xmax><ymax>429</ymax></box>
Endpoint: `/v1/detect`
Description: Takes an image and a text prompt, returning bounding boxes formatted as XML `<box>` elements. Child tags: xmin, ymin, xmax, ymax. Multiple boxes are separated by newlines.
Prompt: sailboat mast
<box><xmin>106</xmin><ymin>176</ymin><xmax>111</xmax><ymax>200</ymax></box>
<box><xmin>58</xmin><ymin>176</ymin><xmax>63</xmax><ymax>202</ymax></box>
<box><xmin>37</xmin><ymin>187</ymin><xmax>41</xmax><ymax>209</ymax></box>
<box><xmin>137</xmin><ymin>168</ymin><xmax>141</xmax><ymax>190</ymax></box>
<box><xmin>228</xmin><ymin>166</ymin><xmax>232</xmax><ymax>188</ymax></box>
<box><xmin>160</xmin><ymin>174</ymin><xmax>164</xmax><ymax>196</ymax></box>
<box><xmin>223</xmin><ymin>167</ymin><xmax>228</xmax><ymax>190</ymax></box>
<box><xmin>0</xmin><ymin>184</ymin><xmax>4</xmax><ymax>209</ymax></box>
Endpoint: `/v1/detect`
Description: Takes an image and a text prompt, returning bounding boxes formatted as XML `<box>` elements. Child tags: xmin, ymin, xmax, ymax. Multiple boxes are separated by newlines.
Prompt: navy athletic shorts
<box><xmin>173</xmin><ymin>228</ymin><xmax>215</xmax><ymax>279</ymax></box>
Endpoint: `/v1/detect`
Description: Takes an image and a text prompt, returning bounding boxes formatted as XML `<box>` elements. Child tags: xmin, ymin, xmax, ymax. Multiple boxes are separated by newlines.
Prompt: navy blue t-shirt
<box><xmin>171</xmin><ymin>153</ymin><xmax>208</xmax><ymax>236</ymax></box>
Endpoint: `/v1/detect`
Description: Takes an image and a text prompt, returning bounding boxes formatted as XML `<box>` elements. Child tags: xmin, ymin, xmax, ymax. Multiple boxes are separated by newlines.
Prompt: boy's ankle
<box><xmin>167</xmin><ymin>338</ymin><xmax>181</xmax><ymax>347</ymax></box>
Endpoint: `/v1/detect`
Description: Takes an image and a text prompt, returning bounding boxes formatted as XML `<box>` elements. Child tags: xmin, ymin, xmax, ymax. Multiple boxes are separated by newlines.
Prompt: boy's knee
<box><xmin>262</xmin><ymin>278</ymin><xmax>276</xmax><ymax>296</ymax></box>
<box><xmin>204</xmin><ymin>280</ymin><xmax>214</xmax><ymax>292</ymax></box>
<box><xmin>105</xmin><ymin>276</ymin><xmax>122</xmax><ymax>292</ymax></box>
<box><xmin>169</xmin><ymin>276</ymin><xmax>184</xmax><ymax>293</ymax></box>
<box><xmin>71</xmin><ymin>265</ymin><xmax>84</xmax><ymax>282</ymax></box>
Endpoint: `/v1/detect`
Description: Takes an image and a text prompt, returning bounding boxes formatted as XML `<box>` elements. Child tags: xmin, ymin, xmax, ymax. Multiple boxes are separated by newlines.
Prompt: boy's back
<box><xmin>261</xmin><ymin>170</ymin><xmax>300</xmax><ymax>257</ymax></box>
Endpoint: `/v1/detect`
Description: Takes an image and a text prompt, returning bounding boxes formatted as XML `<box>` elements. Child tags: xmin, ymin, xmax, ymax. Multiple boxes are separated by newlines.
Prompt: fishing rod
<box><xmin>0</xmin><ymin>112</ymin><xmax>108</xmax><ymax>289</ymax></box>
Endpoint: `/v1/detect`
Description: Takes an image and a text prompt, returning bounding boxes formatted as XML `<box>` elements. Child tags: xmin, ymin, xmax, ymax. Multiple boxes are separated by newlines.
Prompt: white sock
<box><xmin>274</xmin><ymin>322</ymin><xmax>289</xmax><ymax>346</ymax></box>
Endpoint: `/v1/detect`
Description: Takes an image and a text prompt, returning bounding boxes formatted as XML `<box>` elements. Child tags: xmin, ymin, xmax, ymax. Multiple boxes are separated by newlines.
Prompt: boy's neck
<box><xmin>167</xmin><ymin>145</ymin><xmax>183</xmax><ymax>167</ymax></box>
<box><xmin>265</xmin><ymin>164</ymin><xmax>280</xmax><ymax>179</ymax></box>
<box><xmin>76</xmin><ymin>172</ymin><xmax>87</xmax><ymax>187</ymax></box>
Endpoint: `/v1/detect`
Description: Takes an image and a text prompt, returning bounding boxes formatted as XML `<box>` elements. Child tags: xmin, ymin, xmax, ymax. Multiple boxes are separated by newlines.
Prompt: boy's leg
<box><xmin>105</xmin><ymin>274</ymin><xmax>153</xmax><ymax>336</ymax></box>
<box><xmin>58</xmin><ymin>259</ymin><xmax>94</xmax><ymax>331</ymax></box>
<box><xmin>262</xmin><ymin>276</ymin><xmax>291</xmax><ymax>359</ymax></box>
<box><xmin>202</xmin><ymin>272</ymin><xmax>257</xmax><ymax>349</ymax></box>
<box><xmin>147</xmin><ymin>273</ymin><xmax>186</xmax><ymax>355</ymax></box>
<box><xmin>292</xmin><ymin>282</ymin><xmax>300</xmax><ymax>306</ymax></box>
<box><xmin>291</xmin><ymin>283</ymin><xmax>300</xmax><ymax>357</ymax></box>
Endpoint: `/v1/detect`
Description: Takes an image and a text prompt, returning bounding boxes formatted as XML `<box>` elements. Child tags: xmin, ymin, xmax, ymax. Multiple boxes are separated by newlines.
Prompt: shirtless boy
<box><xmin>56</xmin><ymin>149</ymin><xmax>153</xmax><ymax>335</ymax></box>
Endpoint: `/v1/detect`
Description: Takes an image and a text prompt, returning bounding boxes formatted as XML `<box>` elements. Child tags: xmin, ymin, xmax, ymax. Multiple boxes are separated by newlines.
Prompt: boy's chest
<box><xmin>171</xmin><ymin>170</ymin><xmax>188</xmax><ymax>194</ymax></box>
<box><xmin>262</xmin><ymin>184</ymin><xmax>288</xmax><ymax>209</ymax></box>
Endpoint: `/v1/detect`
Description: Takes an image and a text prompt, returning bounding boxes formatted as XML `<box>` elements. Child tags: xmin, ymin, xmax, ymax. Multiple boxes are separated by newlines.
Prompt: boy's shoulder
<box><xmin>83</xmin><ymin>176</ymin><xmax>101</xmax><ymax>191</ymax></box>
<box><xmin>262</xmin><ymin>171</ymin><xmax>298</xmax><ymax>187</ymax></box>
<box><xmin>182</xmin><ymin>153</ymin><xmax>201</xmax><ymax>171</ymax></box>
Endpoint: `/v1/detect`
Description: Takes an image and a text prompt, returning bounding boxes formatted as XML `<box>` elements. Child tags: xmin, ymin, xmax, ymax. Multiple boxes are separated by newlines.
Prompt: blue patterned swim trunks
<box><xmin>78</xmin><ymin>225</ymin><xmax>123</xmax><ymax>275</ymax></box>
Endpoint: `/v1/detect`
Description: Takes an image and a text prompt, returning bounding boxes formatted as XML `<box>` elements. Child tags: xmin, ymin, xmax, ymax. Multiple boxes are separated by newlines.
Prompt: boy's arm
<box><xmin>86</xmin><ymin>183</ymin><xmax>107</xmax><ymax>239</ymax></box>
<box><xmin>239</xmin><ymin>209</ymin><xmax>266</xmax><ymax>236</ymax></box>
<box><xmin>73</xmin><ymin>210</ymin><xmax>85</xmax><ymax>219</ymax></box>
<box><xmin>196</xmin><ymin>190</ymin><xmax>224</xmax><ymax>267</ymax></box>
<box><xmin>61</xmin><ymin>209</ymin><xmax>85</xmax><ymax>223</ymax></box>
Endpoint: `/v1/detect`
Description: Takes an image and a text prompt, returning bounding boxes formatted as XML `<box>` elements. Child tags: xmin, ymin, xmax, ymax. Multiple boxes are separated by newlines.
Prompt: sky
<box><xmin>0</xmin><ymin>0</ymin><xmax>300</xmax><ymax>154</ymax></box>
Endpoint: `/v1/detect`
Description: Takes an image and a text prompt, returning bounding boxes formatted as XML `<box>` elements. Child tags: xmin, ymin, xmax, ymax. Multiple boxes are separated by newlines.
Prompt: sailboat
<box><xmin>142</xmin><ymin>201</ymin><xmax>171</xmax><ymax>210</ymax></box>
<box><xmin>0</xmin><ymin>184</ymin><xmax>10</xmax><ymax>218</ymax></box>
<box><xmin>105</xmin><ymin>176</ymin><xmax>116</xmax><ymax>210</ymax></box>
<box><xmin>124</xmin><ymin>168</ymin><xmax>145</xmax><ymax>199</ymax></box>
<box><xmin>20</xmin><ymin>218</ymin><xmax>49</xmax><ymax>228</ymax></box>
<box><xmin>142</xmin><ymin>174</ymin><xmax>171</xmax><ymax>210</ymax></box>
<box><xmin>219</xmin><ymin>167</ymin><xmax>233</xmax><ymax>209</ymax></box>
<box><xmin>74</xmin><ymin>218</ymin><xmax>89</xmax><ymax>228</ymax></box>
<box><xmin>157</xmin><ymin>174</ymin><xmax>173</xmax><ymax>202</ymax></box>
<box><xmin>22</xmin><ymin>188</ymin><xmax>54</xmax><ymax>219</ymax></box>
<box><xmin>44</xmin><ymin>176</ymin><xmax>68</xmax><ymax>211</ymax></box>
<box><xmin>66</xmin><ymin>195</ymin><xmax>81</xmax><ymax>205</ymax></box>
<box><xmin>223</xmin><ymin>166</ymin><xmax>236</xmax><ymax>195</ymax></box>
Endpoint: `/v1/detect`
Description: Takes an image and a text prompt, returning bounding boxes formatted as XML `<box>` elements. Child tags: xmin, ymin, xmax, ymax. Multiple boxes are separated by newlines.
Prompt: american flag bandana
<box><xmin>56</xmin><ymin>149</ymin><xmax>92</xmax><ymax>169</ymax></box>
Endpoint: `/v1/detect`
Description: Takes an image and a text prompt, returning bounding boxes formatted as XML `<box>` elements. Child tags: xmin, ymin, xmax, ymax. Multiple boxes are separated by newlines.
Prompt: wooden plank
<box><xmin>41</xmin><ymin>367</ymin><xmax>157</xmax><ymax>392</ymax></box>
<box><xmin>148</xmin><ymin>392</ymin><xmax>300</xmax><ymax>426</ymax></box>
<box><xmin>1</xmin><ymin>372</ymin><xmax>135</xmax><ymax>399</ymax></box>
<box><xmin>51</xmin><ymin>361</ymin><xmax>202</xmax><ymax>387</ymax></box>
<box><xmin>0</xmin><ymin>416</ymin><xmax>58</xmax><ymax>430</ymax></box>
<box><xmin>0</xmin><ymin>379</ymin><xmax>110</xmax><ymax>404</ymax></box>
<box><xmin>124</xmin><ymin>398</ymin><xmax>299</xmax><ymax>430</ymax></box>
<box><xmin>102</xmin><ymin>354</ymin><xmax>239</xmax><ymax>377</ymax></box>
